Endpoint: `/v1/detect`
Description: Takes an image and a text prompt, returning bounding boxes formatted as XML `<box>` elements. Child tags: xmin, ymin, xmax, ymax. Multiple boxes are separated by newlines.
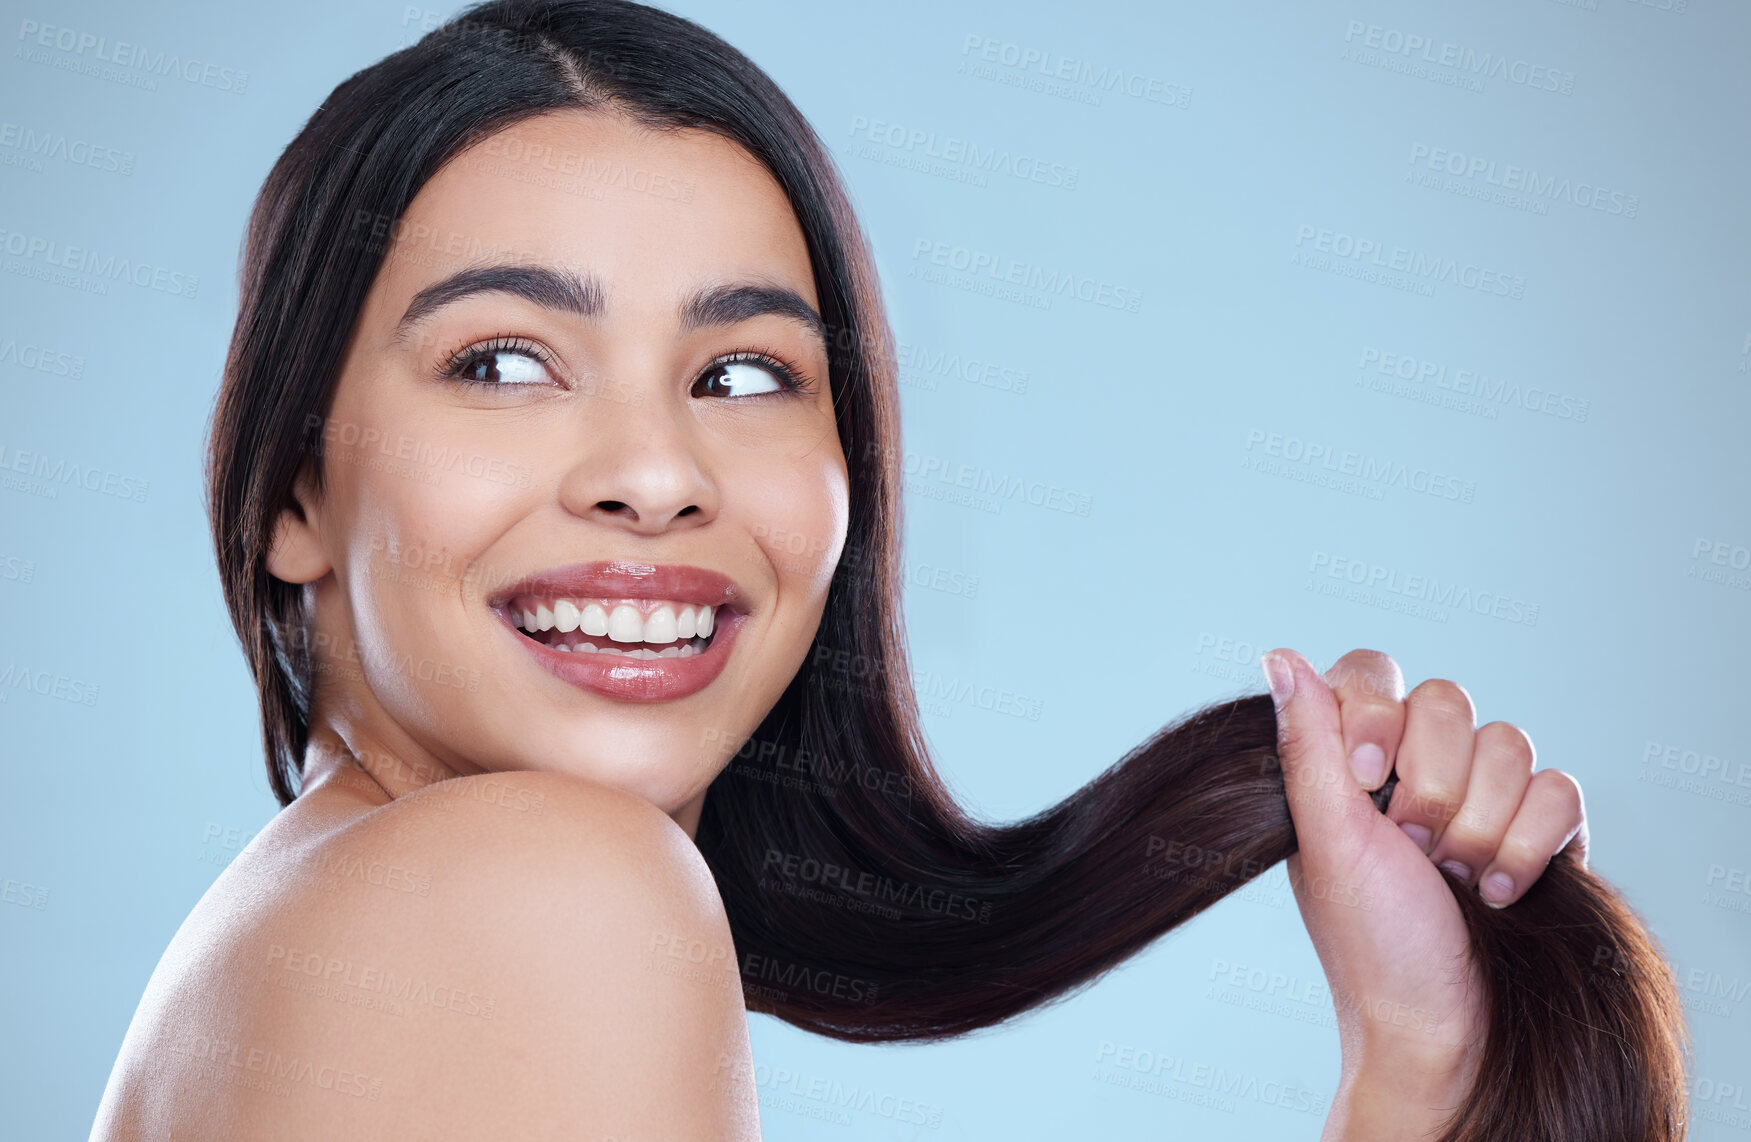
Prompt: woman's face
<box><xmin>269</xmin><ymin>109</ymin><xmax>848</xmax><ymax>832</ymax></box>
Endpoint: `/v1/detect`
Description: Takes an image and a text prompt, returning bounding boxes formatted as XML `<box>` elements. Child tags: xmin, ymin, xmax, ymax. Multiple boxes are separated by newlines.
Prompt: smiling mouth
<box><xmin>509</xmin><ymin>595</ymin><xmax>721</xmax><ymax>659</ymax></box>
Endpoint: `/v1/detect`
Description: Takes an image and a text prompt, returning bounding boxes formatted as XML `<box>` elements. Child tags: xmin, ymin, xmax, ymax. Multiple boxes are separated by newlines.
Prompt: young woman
<box><xmin>90</xmin><ymin>2</ymin><xmax>1688</xmax><ymax>1138</ymax></box>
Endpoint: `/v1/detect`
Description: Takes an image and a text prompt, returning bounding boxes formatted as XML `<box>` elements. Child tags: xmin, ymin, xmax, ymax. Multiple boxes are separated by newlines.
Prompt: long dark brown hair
<box><xmin>207</xmin><ymin>2</ymin><xmax>1691</xmax><ymax>1138</ymax></box>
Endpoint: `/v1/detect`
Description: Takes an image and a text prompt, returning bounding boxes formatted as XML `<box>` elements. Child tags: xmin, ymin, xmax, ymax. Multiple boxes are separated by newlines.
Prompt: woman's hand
<box><xmin>1259</xmin><ymin>647</ymin><xmax>1588</xmax><ymax>1140</ymax></box>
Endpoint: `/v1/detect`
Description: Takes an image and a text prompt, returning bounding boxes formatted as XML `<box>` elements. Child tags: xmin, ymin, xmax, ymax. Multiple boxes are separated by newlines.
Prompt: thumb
<box><xmin>1261</xmin><ymin>648</ymin><xmax>1379</xmax><ymax>861</ymax></box>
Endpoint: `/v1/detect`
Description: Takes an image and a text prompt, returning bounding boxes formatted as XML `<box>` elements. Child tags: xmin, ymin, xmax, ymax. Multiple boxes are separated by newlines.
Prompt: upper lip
<box><xmin>489</xmin><ymin>560</ymin><xmax>746</xmax><ymax>612</ymax></box>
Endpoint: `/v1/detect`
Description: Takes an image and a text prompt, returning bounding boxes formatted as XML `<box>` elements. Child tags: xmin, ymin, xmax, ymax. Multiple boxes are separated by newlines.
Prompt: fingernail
<box><xmin>1482</xmin><ymin>872</ymin><xmax>1514</xmax><ymax>907</ymax></box>
<box><xmin>1262</xmin><ymin>652</ymin><xmax>1295</xmax><ymax>710</ymax></box>
<box><xmin>1438</xmin><ymin>860</ymin><xmax>1472</xmax><ymax>883</ymax></box>
<box><xmin>1399</xmin><ymin>822</ymin><xmax>1432</xmax><ymax>853</ymax></box>
<box><xmin>1348</xmin><ymin>742</ymin><xmax>1387</xmax><ymax>787</ymax></box>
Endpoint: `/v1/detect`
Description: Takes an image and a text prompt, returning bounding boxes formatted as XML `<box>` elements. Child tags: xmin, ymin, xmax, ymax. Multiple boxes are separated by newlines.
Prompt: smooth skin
<box><xmin>90</xmin><ymin>105</ymin><xmax>1589</xmax><ymax>1140</ymax></box>
<box><xmin>92</xmin><ymin>108</ymin><xmax>842</xmax><ymax>1140</ymax></box>
<box><xmin>1266</xmin><ymin>647</ymin><xmax>1587</xmax><ymax>1139</ymax></box>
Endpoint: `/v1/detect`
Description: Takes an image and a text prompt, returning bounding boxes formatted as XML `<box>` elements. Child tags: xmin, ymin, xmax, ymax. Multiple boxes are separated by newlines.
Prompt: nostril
<box><xmin>597</xmin><ymin>500</ymin><xmax>629</xmax><ymax>513</ymax></box>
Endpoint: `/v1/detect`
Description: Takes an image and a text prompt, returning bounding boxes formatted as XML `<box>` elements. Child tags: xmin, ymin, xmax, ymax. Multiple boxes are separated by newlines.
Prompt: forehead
<box><xmin>367</xmin><ymin>108</ymin><xmax>818</xmax><ymax>321</ymax></box>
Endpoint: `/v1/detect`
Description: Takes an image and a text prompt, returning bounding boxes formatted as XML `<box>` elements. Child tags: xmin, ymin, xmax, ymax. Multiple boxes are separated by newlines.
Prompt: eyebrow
<box><xmin>391</xmin><ymin>262</ymin><xmax>827</xmax><ymax>351</ymax></box>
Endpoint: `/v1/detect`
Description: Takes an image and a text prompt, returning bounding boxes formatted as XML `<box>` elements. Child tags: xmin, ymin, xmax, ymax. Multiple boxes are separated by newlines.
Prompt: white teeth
<box><xmin>555</xmin><ymin>635</ymin><xmax>707</xmax><ymax>657</ymax></box>
<box><xmin>607</xmin><ymin>604</ymin><xmax>644</xmax><ymax>643</ymax></box>
<box><xmin>513</xmin><ymin>597</ymin><xmax>721</xmax><ymax>642</ymax></box>
<box><xmin>644</xmin><ymin>605</ymin><xmax>678</xmax><ymax>644</ymax></box>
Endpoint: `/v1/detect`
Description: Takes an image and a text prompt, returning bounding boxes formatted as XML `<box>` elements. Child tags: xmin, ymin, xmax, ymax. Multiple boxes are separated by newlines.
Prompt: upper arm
<box><xmin>241</xmin><ymin>774</ymin><xmax>760</xmax><ymax>1140</ymax></box>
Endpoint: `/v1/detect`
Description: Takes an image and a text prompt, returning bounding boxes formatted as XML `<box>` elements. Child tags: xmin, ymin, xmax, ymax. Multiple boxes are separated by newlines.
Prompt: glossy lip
<box><xmin>491</xmin><ymin>560</ymin><xmax>748</xmax><ymax>702</ymax></box>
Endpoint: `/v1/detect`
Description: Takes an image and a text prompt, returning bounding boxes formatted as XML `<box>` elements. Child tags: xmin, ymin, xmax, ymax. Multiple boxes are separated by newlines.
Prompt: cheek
<box><xmin>333</xmin><ymin>444</ymin><xmax>528</xmax><ymax>673</ymax></box>
<box><xmin>335</xmin><ymin>422</ymin><xmax>529</xmax><ymax>585</ymax></box>
<box><xmin>743</xmin><ymin>442</ymin><xmax>848</xmax><ymax>610</ymax></box>
<box><xmin>334</xmin><ymin>468</ymin><xmax>518</xmax><ymax>727</ymax></box>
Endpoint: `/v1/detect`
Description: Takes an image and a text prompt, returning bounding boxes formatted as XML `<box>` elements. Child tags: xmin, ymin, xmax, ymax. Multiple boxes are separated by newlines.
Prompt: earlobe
<box><xmin>265</xmin><ymin>469</ymin><xmax>332</xmax><ymax>585</ymax></box>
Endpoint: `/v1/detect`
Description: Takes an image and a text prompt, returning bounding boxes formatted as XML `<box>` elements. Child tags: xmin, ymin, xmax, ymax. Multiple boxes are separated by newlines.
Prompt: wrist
<box><xmin>1323</xmin><ymin>1038</ymin><xmax>1475</xmax><ymax>1142</ymax></box>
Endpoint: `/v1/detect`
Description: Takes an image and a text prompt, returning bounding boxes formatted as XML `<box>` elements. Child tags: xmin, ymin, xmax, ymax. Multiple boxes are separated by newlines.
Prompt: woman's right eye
<box><xmin>444</xmin><ymin>344</ymin><xmax>554</xmax><ymax>386</ymax></box>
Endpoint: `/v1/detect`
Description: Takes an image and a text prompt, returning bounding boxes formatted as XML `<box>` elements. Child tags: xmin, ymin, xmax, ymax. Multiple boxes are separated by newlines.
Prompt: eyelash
<box><xmin>437</xmin><ymin>334</ymin><xmax>555</xmax><ymax>382</ymax></box>
<box><xmin>435</xmin><ymin>335</ymin><xmax>816</xmax><ymax>397</ymax></box>
<box><xmin>708</xmin><ymin>346</ymin><xmax>815</xmax><ymax>396</ymax></box>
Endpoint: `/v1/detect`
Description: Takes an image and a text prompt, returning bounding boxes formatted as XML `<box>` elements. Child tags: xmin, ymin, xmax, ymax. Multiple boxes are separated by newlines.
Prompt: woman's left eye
<box><xmin>445</xmin><ymin>346</ymin><xmax>551</xmax><ymax>386</ymax></box>
<box><xmin>691</xmin><ymin>354</ymin><xmax>805</xmax><ymax>399</ymax></box>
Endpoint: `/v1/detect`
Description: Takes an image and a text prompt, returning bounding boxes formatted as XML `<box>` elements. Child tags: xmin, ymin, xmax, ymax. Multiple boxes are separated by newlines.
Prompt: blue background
<box><xmin>3</xmin><ymin>0</ymin><xmax>1748</xmax><ymax>1137</ymax></box>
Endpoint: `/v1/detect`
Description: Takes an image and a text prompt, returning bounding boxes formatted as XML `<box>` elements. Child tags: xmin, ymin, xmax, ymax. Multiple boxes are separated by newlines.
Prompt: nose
<box><xmin>554</xmin><ymin>380</ymin><xmax>718</xmax><ymax>535</ymax></box>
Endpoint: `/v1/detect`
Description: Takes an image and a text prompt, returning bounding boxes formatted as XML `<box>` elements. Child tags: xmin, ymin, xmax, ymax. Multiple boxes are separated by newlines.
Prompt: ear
<box><xmin>266</xmin><ymin>463</ymin><xmax>332</xmax><ymax>584</ymax></box>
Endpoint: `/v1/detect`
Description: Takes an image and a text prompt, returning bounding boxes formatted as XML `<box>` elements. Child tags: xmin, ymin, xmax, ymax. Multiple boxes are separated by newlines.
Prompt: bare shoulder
<box><xmin>92</xmin><ymin>772</ymin><xmax>759</xmax><ymax>1141</ymax></box>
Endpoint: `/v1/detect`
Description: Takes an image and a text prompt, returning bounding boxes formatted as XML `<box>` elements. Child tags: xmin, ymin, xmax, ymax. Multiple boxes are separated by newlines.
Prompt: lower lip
<box><xmin>504</xmin><ymin>610</ymin><xmax>745</xmax><ymax>701</ymax></box>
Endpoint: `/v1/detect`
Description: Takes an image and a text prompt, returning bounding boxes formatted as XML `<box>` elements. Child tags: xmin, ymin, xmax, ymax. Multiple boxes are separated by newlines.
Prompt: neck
<box><xmin>296</xmin><ymin>720</ymin><xmax>708</xmax><ymax>841</ymax></box>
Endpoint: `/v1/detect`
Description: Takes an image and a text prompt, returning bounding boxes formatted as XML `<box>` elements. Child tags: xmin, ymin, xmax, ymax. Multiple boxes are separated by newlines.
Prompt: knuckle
<box><xmin>1344</xmin><ymin>692</ymin><xmax>1403</xmax><ymax>725</ymax></box>
<box><xmin>1497</xmin><ymin>834</ymin><xmax>1549</xmax><ymax>871</ymax></box>
<box><xmin>1435</xmin><ymin>814</ymin><xmax>1487</xmax><ymax>853</ymax></box>
<box><xmin>1477</xmin><ymin>721</ymin><xmax>1536</xmax><ymax>771</ymax></box>
<box><xmin>1533</xmin><ymin>768</ymin><xmax>1585</xmax><ymax>817</ymax></box>
<box><xmin>1407</xmin><ymin>678</ymin><xmax>1476</xmax><ymax>727</ymax></box>
<box><xmin>1396</xmin><ymin>779</ymin><xmax>1465</xmax><ymax>823</ymax></box>
<box><xmin>1327</xmin><ymin>649</ymin><xmax>1403</xmax><ymax>700</ymax></box>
